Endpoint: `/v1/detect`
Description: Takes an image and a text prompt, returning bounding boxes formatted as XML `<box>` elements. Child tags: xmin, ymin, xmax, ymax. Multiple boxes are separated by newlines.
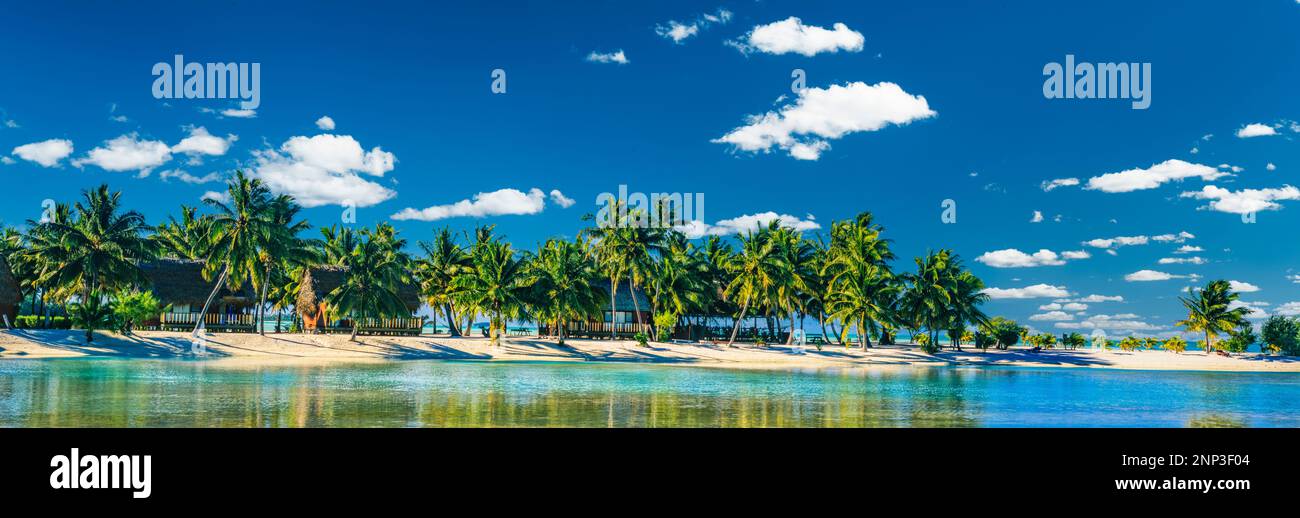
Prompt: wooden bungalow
<box><xmin>141</xmin><ymin>259</ymin><xmax>259</xmax><ymax>332</ymax></box>
<box><xmin>539</xmin><ymin>280</ymin><xmax>652</xmax><ymax>339</ymax></box>
<box><xmin>0</xmin><ymin>255</ymin><xmax>19</xmax><ymax>327</ymax></box>
<box><xmin>295</xmin><ymin>266</ymin><xmax>424</xmax><ymax>336</ymax></box>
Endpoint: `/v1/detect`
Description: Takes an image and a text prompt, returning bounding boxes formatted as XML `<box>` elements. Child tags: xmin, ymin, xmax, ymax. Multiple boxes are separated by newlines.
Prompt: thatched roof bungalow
<box><xmin>139</xmin><ymin>259</ymin><xmax>256</xmax><ymax>313</ymax></box>
<box><xmin>295</xmin><ymin>265</ymin><xmax>422</xmax><ymax>333</ymax></box>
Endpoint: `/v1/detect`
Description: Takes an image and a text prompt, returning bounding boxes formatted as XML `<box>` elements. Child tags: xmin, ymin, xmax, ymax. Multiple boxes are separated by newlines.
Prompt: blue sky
<box><xmin>1</xmin><ymin>0</ymin><xmax>1298</xmax><ymax>336</ymax></box>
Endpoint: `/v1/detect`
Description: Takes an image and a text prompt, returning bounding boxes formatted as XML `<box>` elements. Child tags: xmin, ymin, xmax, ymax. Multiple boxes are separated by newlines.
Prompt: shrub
<box><xmin>1064</xmin><ymin>333</ymin><xmax>1086</xmax><ymax>350</ymax></box>
<box><xmin>1118</xmin><ymin>336</ymin><xmax>1142</xmax><ymax>352</ymax></box>
<box><xmin>633</xmin><ymin>331</ymin><xmax>649</xmax><ymax>347</ymax></box>
<box><xmin>973</xmin><ymin>332</ymin><xmax>994</xmax><ymax>350</ymax></box>
<box><xmin>1261</xmin><ymin>316</ymin><xmax>1300</xmax><ymax>356</ymax></box>
<box><xmin>112</xmin><ymin>291</ymin><xmax>165</xmax><ymax>336</ymax></box>
<box><xmin>1038</xmin><ymin>334</ymin><xmax>1056</xmax><ymax>349</ymax></box>
<box><xmin>981</xmin><ymin>317</ymin><xmax>1025</xmax><ymax>350</ymax></box>
<box><xmin>1220</xmin><ymin>321</ymin><xmax>1256</xmax><ymax>353</ymax></box>
<box><xmin>1163</xmin><ymin>336</ymin><xmax>1188</xmax><ymax>354</ymax></box>
<box><xmin>916</xmin><ymin>333</ymin><xmax>939</xmax><ymax>354</ymax></box>
<box><xmin>653</xmin><ymin>312</ymin><xmax>677</xmax><ymax>342</ymax></box>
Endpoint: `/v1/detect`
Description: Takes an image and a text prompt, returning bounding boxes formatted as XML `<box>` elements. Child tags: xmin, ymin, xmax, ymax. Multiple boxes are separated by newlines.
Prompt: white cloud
<box><xmin>315</xmin><ymin>116</ymin><xmax>336</xmax><ymax>131</ymax></box>
<box><xmin>200</xmin><ymin>190</ymin><xmax>230</xmax><ymax>205</ymax></box>
<box><xmin>221</xmin><ymin>108</ymin><xmax>256</xmax><ymax>118</ymax></box>
<box><xmin>1152</xmin><ymin>231</ymin><xmax>1195</xmax><ymax>243</ymax></box>
<box><xmin>1124</xmin><ymin>270</ymin><xmax>1189</xmax><ymax>282</ymax></box>
<box><xmin>1040</xmin><ymin>178</ymin><xmax>1079</xmax><ymax>191</ymax></box>
<box><xmin>981</xmin><ymin>284</ymin><xmax>1070</xmax><ymax>299</ymax></box>
<box><xmin>548</xmin><ymin>189</ymin><xmax>575</xmax><ymax>208</ymax></box>
<box><xmin>586</xmin><ymin>50</ymin><xmax>629</xmax><ymax>65</ymax></box>
<box><xmin>656</xmin><ymin>8</ymin><xmax>732</xmax><ymax>44</ymax></box>
<box><xmin>73</xmin><ymin>134</ymin><xmax>172</xmax><ymax>175</ymax></box>
<box><xmin>1056</xmin><ymin>314</ymin><xmax>1162</xmax><ymax>332</ymax></box>
<box><xmin>1030</xmin><ymin>211</ymin><xmax>1044</xmax><ymax>223</ymax></box>
<box><xmin>1074</xmin><ymin>294</ymin><xmax>1124</xmax><ymax>303</ymax></box>
<box><xmin>12</xmin><ymin>139</ymin><xmax>74</xmax><ymax>167</ymax></box>
<box><xmin>249</xmin><ymin>133</ymin><xmax>397</xmax><ymax>208</ymax></box>
<box><xmin>3</xmin><ymin>119</ymin><xmax>18</xmax><ymax>128</ymax></box>
<box><xmin>1180</xmin><ymin>185</ymin><xmax>1300</xmax><ymax>214</ymax></box>
<box><xmin>1084</xmin><ymin>235</ymin><xmax>1149</xmax><ymax>249</ymax></box>
<box><xmin>728</xmin><ymin>17</ymin><xmax>864</xmax><ymax>56</ymax></box>
<box><xmin>1030</xmin><ymin>311</ymin><xmax>1074</xmax><ymax>322</ymax></box>
<box><xmin>1277</xmin><ymin>302</ymin><xmax>1300</xmax><ymax>316</ymax></box>
<box><xmin>159</xmin><ymin>169</ymin><xmax>222</xmax><ymax>185</ymax></box>
<box><xmin>1289</xmin><ymin>274</ymin><xmax>1300</xmax><ymax>284</ymax></box>
<box><xmin>391</xmin><ymin>187</ymin><xmax>569</xmax><ymax>221</ymax></box>
<box><xmin>0</xmin><ymin>156</ymin><xmax>14</xmax><ymax>165</ymax></box>
<box><xmin>1174</xmin><ymin>245</ymin><xmax>1203</xmax><ymax>254</ymax></box>
<box><xmin>171</xmin><ymin>126</ymin><xmax>235</xmax><ymax>156</ymax></box>
<box><xmin>975</xmin><ymin>248</ymin><xmax>1089</xmax><ymax>268</ymax></box>
<box><xmin>1061</xmin><ymin>250</ymin><xmax>1091</xmax><ymax>260</ymax></box>
<box><xmin>1236</xmin><ymin>123</ymin><xmax>1277</xmax><ymax>138</ymax></box>
<box><xmin>1085</xmin><ymin>159</ymin><xmax>1226</xmax><ymax>193</ymax></box>
<box><xmin>1229</xmin><ymin>300</ymin><xmax>1270</xmax><ymax>320</ymax></box>
<box><xmin>677</xmin><ymin>212</ymin><xmax>820</xmax><ymax>239</ymax></box>
<box><xmin>1229</xmin><ymin>280</ymin><xmax>1260</xmax><ymax>293</ymax></box>
<box><xmin>713</xmin><ymin>81</ymin><xmax>935</xmax><ymax>161</ymax></box>
<box><xmin>1158</xmin><ymin>257</ymin><xmax>1206</xmax><ymax>265</ymax></box>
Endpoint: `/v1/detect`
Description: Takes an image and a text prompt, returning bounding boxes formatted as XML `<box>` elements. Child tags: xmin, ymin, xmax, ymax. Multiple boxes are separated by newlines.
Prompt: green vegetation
<box><xmin>1163</xmin><ymin>336</ymin><xmax>1188</xmax><ymax>354</ymax></box>
<box><xmin>112</xmin><ymin>290</ymin><xmax>164</xmax><ymax>336</ymax></box>
<box><xmin>1176</xmin><ymin>280</ymin><xmax>1250</xmax><ymax>354</ymax></box>
<box><xmin>1261</xmin><ymin>316</ymin><xmax>1300</xmax><ymax>356</ymax></box>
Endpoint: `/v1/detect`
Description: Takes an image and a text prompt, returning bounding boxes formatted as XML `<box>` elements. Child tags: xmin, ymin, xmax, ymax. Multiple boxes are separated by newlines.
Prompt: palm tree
<box><xmin>452</xmin><ymin>236</ymin><xmax>529</xmax><ymax>346</ymax></box>
<box><xmin>1176</xmin><ymin>279</ymin><xmax>1250</xmax><ymax>354</ymax></box>
<box><xmin>723</xmin><ymin>224</ymin><xmax>786</xmax><ymax>346</ymax></box>
<box><xmin>585</xmin><ymin>203</ymin><xmax>665</xmax><ymax>337</ymax></box>
<box><xmin>27</xmin><ymin>185</ymin><xmax>153</xmax><ymax>303</ymax></box>
<box><xmin>771</xmin><ymin>226</ymin><xmax>815</xmax><ymax>345</ymax></box>
<box><xmin>645</xmin><ymin>232</ymin><xmax>706</xmax><ymax>340</ymax></box>
<box><xmin>251</xmin><ymin>195</ymin><xmax>314</xmax><ymax>335</ymax></box>
<box><xmin>527</xmin><ymin>237</ymin><xmax>605</xmax><ymax>345</ymax></box>
<box><xmin>153</xmin><ymin>205</ymin><xmax>216</xmax><ymax>260</ymax></box>
<box><xmin>325</xmin><ymin>227</ymin><xmax>411</xmax><ymax>341</ymax></box>
<box><xmin>414</xmin><ymin>227</ymin><xmax>471</xmax><ymax>336</ymax></box>
<box><xmin>196</xmin><ymin>171</ymin><xmax>273</xmax><ymax>335</ymax></box>
<box><xmin>823</xmin><ymin>213</ymin><xmax>896</xmax><ymax>348</ymax></box>
<box><xmin>68</xmin><ymin>291</ymin><xmax>114</xmax><ymax>343</ymax></box>
<box><xmin>900</xmin><ymin>250</ymin><xmax>961</xmax><ymax>349</ymax></box>
<box><xmin>943</xmin><ymin>270</ymin><xmax>990</xmax><ymax>351</ymax></box>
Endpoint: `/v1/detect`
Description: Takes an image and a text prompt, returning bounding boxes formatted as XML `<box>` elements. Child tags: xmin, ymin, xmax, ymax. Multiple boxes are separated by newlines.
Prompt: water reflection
<box><xmin>0</xmin><ymin>359</ymin><xmax>1296</xmax><ymax>428</ymax></box>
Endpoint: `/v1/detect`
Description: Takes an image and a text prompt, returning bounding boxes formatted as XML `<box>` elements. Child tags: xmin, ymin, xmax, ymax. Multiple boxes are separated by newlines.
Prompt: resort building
<box><xmin>142</xmin><ymin>259</ymin><xmax>258</xmax><ymax>331</ymax></box>
<box><xmin>294</xmin><ymin>266</ymin><xmax>424</xmax><ymax>335</ymax></box>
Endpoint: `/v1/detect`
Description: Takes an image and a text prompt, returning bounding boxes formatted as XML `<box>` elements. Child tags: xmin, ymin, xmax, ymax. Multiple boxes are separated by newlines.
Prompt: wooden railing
<box><xmin>320</xmin><ymin>316</ymin><xmax>424</xmax><ymax>336</ymax></box>
<box><xmin>159</xmin><ymin>312</ymin><xmax>256</xmax><ymax>330</ymax></box>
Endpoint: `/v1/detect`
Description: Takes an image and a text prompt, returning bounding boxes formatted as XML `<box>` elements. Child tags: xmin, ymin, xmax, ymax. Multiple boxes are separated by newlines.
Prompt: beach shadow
<box><xmin>2</xmin><ymin>329</ymin><xmax>232</xmax><ymax>358</ymax></box>
<box><xmin>930</xmin><ymin>348</ymin><xmax>1113</xmax><ymax>367</ymax></box>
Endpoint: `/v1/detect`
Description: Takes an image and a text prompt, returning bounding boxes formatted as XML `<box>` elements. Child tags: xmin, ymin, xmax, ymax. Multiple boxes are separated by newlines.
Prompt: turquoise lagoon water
<box><xmin>0</xmin><ymin>359</ymin><xmax>1296</xmax><ymax>427</ymax></box>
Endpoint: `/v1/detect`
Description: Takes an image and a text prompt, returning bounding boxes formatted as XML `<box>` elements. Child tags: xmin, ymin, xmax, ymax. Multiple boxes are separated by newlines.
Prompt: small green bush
<box><xmin>1163</xmin><ymin>336</ymin><xmax>1188</xmax><ymax>354</ymax></box>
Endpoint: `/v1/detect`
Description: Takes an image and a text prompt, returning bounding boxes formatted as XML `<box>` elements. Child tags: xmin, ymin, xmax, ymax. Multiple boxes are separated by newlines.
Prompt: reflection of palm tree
<box><xmin>1177</xmin><ymin>279</ymin><xmax>1249</xmax><ymax>354</ymax></box>
<box><xmin>197</xmin><ymin>171</ymin><xmax>272</xmax><ymax>335</ymax></box>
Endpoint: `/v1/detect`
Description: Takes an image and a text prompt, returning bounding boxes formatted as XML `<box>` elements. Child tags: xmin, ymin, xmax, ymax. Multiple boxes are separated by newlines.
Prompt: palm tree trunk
<box><xmin>444</xmin><ymin>305</ymin><xmax>460</xmax><ymax>336</ymax></box>
<box><xmin>819</xmin><ymin>315</ymin><xmax>831</xmax><ymax>345</ymax></box>
<box><xmin>726</xmin><ymin>298</ymin><xmax>750</xmax><ymax>347</ymax></box>
<box><xmin>275</xmin><ymin>310</ymin><xmax>283</xmax><ymax>334</ymax></box>
<box><xmin>350</xmin><ymin>320</ymin><xmax>359</xmax><ymax>341</ymax></box>
<box><xmin>558</xmin><ymin>319</ymin><xmax>566</xmax><ymax>346</ymax></box>
<box><xmin>608</xmin><ymin>277</ymin><xmax>618</xmax><ymax>340</ymax></box>
<box><xmin>629</xmin><ymin>277</ymin><xmax>645</xmax><ymax>335</ymax></box>
<box><xmin>193</xmin><ymin>264</ymin><xmax>230</xmax><ymax>336</ymax></box>
<box><xmin>787</xmin><ymin>312</ymin><xmax>797</xmax><ymax>345</ymax></box>
<box><xmin>861</xmin><ymin>313</ymin><xmax>873</xmax><ymax>348</ymax></box>
<box><xmin>257</xmin><ymin>264</ymin><xmax>271</xmax><ymax>335</ymax></box>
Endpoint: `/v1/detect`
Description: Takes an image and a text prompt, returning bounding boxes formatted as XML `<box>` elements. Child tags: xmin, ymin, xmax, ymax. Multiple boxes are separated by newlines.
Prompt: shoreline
<box><xmin>1</xmin><ymin>329</ymin><xmax>1298</xmax><ymax>373</ymax></box>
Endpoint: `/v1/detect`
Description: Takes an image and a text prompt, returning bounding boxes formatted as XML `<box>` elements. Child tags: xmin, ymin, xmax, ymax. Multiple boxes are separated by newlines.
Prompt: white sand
<box><xmin>1</xmin><ymin>329</ymin><xmax>1297</xmax><ymax>373</ymax></box>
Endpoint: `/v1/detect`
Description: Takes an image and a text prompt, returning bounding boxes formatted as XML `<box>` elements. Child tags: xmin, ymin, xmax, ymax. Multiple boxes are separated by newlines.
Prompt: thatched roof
<box><xmin>140</xmin><ymin>259</ymin><xmax>255</xmax><ymax>305</ymax></box>
<box><xmin>599</xmin><ymin>280</ymin><xmax>650</xmax><ymax>313</ymax></box>
<box><xmin>0</xmin><ymin>255</ymin><xmax>19</xmax><ymax>305</ymax></box>
<box><xmin>301</xmin><ymin>265</ymin><xmax>422</xmax><ymax>312</ymax></box>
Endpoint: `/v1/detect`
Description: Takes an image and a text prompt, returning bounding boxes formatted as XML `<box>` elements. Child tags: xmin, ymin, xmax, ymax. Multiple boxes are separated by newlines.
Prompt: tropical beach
<box><xmin>2</xmin><ymin>329</ymin><xmax>1298</xmax><ymax>373</ymax></box>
